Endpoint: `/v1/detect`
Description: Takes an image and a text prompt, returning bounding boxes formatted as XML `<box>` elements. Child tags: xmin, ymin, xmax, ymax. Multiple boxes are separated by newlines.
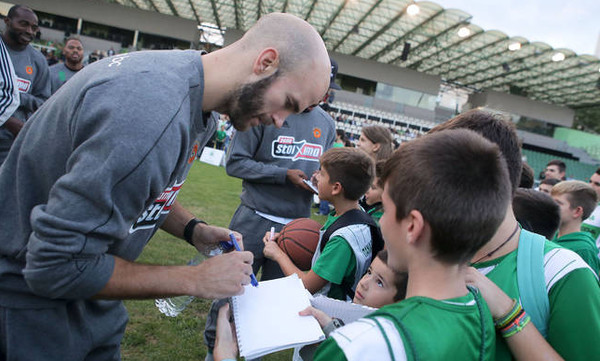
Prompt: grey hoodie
<box><xmin>226</xmin><ymin>106</ymin><xmax>335</xmax><ymax>218</ymax></box>
<box><xmin>0</xmin><ymin>50</ymin><xmax>215</xmax><ymax>308</ymax></box>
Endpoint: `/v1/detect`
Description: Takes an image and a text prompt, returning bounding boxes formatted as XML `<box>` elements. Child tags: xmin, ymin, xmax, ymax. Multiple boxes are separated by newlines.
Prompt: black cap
<box><xmin>330</xmin><ymin>58</ymin><xmax>341</xmax><ymax>90</ymax></box>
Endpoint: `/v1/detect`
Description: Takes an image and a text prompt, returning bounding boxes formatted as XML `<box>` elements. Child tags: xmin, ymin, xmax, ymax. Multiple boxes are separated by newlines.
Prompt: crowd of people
<box><xmin>1</xmin><ymin>4</ymin><xmax>599</xmax><ymax>361</ymax></box>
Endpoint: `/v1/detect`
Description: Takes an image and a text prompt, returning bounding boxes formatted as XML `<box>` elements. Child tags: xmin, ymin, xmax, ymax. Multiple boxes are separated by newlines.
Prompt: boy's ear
<box><xmin>331</xmin><ymin>181</ymin><xmax>343</xmax><ymax>196</ymax></box>
<box><xmin>572</xmin><ymin>205</ymin><xmax>584</xmax><ymax>220</ymax></box>
<box><xmin>372</xmin><ymin>143</ymin><xmax>381</xmax><ymax>153</ymax></box>
<box><xmin>253</xmin><ymin>48</ymin><xmax>279</xmax><ymax>75</ymax></box>
<box><xmin>405</xmin><ymin>210</ymin><xmax>425</xmax><ymax>245</ymax></box>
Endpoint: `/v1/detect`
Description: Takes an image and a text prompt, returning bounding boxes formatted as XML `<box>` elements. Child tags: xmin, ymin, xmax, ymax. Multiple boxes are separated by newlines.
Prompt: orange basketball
<box><xmin>277</xmin><ymin>218</ymin><xmax>322</xmax><ymax>271</ymax></box>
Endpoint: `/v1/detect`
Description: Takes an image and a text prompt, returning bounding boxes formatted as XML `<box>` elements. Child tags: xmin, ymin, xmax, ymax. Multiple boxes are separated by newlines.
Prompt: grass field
<box><xmin>121</xmin><ymin>161</ymin><xmax>327</xmax><ymax>361</ymax></box>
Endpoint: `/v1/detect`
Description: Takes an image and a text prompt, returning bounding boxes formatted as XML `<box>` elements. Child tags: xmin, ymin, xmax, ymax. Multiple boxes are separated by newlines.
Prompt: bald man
<box><xmin>0</xmin><ymin>13</ymin><xmax>330</xmax><ymax>360</ymax></box>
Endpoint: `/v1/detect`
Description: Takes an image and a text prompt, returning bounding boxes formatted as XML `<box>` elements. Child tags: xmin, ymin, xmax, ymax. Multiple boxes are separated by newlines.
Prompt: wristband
<box><xmin>323</xmin><ymin>318</ymin><xmax>345</xmax><ymax>337</ymax></box>
<box><xmin>494</xmin><ymin>299</ymin><xmax>521</xmax><ymax>329</ymax></box>
<box><xmin>183</xmin><ymin>218</ymin><xmax>207</xmax><ymax>246</ymax></box>
<box><xmin>500</xmin><ymin>311</ymin><xmax>531</xmax><ymax>338</ymax></box>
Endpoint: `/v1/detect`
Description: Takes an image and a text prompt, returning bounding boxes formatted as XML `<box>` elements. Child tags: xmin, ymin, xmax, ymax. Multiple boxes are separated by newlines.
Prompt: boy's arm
<box><xmin>465</xmin><ymin>268</ymin><xmax>563</xmax><ymax>361</ymax></box>
<box><xmin>263</xmin><ymin>240</ymin><xmax>328</xmax><ymax>292</ymax></box>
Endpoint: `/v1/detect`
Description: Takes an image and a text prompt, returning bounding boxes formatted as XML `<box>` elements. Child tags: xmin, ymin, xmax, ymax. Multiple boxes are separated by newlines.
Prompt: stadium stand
<box><xmin>522</xmin><ymin>149</ymin><xmax>597</xmax><ymax>182</ymax></box>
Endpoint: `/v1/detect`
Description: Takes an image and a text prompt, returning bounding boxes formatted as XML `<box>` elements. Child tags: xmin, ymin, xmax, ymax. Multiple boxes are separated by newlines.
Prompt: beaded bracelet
<box><xmin>499</xmin><ymin>311</ymin><xmax>531</xmax><ymax>338</ymax></box>
<box><xmin>494</xmin><ymin>299</ymin><xmax>521</xmax><ymax>329</ymax></box>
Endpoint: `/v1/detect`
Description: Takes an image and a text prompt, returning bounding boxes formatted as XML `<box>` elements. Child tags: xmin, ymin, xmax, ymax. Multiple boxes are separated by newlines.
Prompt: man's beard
<box><xmin>222</xmin><ymin>70</ymin><xmax>280</xmax><ymax>131</ymax></box>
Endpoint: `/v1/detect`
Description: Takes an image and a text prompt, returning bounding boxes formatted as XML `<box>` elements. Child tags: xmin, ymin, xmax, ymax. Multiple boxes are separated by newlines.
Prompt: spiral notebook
<box><xmin>231</xmin><ymin>274</ymin><xmax>326</xmax><ymax>359</ymax></box>
<box><xmin>310</xmin><ymin>295</ymin><xmax>377</xmax><ymax>324</ymax></box>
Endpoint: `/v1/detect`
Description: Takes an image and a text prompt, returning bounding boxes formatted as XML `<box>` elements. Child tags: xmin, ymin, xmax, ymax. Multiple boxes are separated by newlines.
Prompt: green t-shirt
<box><xmin>332</xmin><ymin>141</ymin><xmax>345</xmax><ymax>148</ymax></box>
<box><xmin>581</xmin><ymin>203</ymin><xmax>600</xmax><ymax>249</ymax></box>
<box><xmin>474</xmin><ymin>238</ymin><xmax>600</xmax><ymax>360</ymax></box>
<box><xmin>554</xmin><ymin>231</ymin><xmax>600</xmax><ymax>276</ymax></box>
<box><xmin>367</xmin><ymin>203</ymin><xmax>383</xmax><ymax>225</ymax></box>
<box><xmin>314</xmin><ymin>291</ymin><xmax>495</xmax><ymax>361</ymax></box>
<box><xmin>312</xmin><ymin>213</ymin><xmax>357</xmax><ymax>300</ymax></box>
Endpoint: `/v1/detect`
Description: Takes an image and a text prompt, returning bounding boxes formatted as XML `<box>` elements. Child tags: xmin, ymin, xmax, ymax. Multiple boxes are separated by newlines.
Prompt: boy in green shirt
<box><xmin>312</xmin><ymin>129</ymin><xmax>506</xmax><ymax>360</ymax></box>
<box><xmin>433</xmin><ymin>109</ymin><xmax>600</xmax><ymax>360</ymax></box>
<box><xmin>263</xmin><ymin>147</ymin><xmax>383</xmax><ymax>300</ymax></box>
<box><xmin>551</xmin><ymin>180</ymin><xmax>600</xmax><ymax>274</ymax></box>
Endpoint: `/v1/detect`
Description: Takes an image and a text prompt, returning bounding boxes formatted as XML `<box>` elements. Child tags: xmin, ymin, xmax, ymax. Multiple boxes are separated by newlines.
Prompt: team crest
<box><xmin>25</xmin><ymin>66</ymin><xmax>33</xmax><ymax>74</ymax></box>
<box><xmin>188</xmin><ymin>143</ymin><xmax>199</xmax><ymax>163</ymax></box>
<box><xmin>271</xmin><ymin>135</ymin><xmax>322</xmax><ymax>162</ymax></box>
<box><xmin>313</xmin><ymin>127</ymin><xmax>322</xmax><ymax>138</ymax></box>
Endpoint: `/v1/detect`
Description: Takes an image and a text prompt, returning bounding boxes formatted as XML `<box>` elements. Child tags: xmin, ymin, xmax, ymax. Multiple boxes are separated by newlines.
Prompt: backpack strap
<box><xmin>320</xmin><ymin>209</ymin><xmax>384</xmax><ymax>260</ymax></box>
<box><xmin>516</xmin><ymin>228</ymin><xmax>549</xmax><ymax>338</ymax></box>
<box><xmin>320</xmin><ymin>209</ymin><xmax>385</xmax><ymax>299</ymax></box>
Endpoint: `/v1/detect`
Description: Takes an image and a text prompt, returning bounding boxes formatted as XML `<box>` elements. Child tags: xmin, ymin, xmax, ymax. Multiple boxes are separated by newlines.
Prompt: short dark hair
<box><xmin>547</xmin><ymin>159</ymin><xmax>566</xmax><ymax>174</ymax></box>
<box><xmin>361</xmin><ymin>125</ymin><xmax>393</xmax><ymax>161</ymax></box>
<box><xmin>551</xmin><ymin>180</ymin><xmax>598</xmax><ymax>220</ymax></box>
<box><xmin>596</xmin><ymin>167</ymin><xmax>600</xmax><ymax>176</ymax></box>
<box><xmin>320</xmin><ymin>147</ymin><xmax>374</xmax><ymax>201</ymax></box>
<box><xmin>375</xmin><ymin>250</ymin><xmax>408</xmax><ymax>301</ymax></box>
<box><xmin>65</xmin><ymin>36</ymin><xmax>82</xmax><ymax>46</ymax></box>
<box><xmin>382</xmin><ymin>129</ymin><xmax>511</xmax><ymax>264</ymax></box>
<box><xmin>429</xmin><ymin>109</ymin><xmax>522</xmax><ymax>195</ymax></box>
<box><xmin>513</xmin><ymin>188</ymin><xmax>560</xmax><ymax>240</ymax></box>
<box><xmin>7</xmin><ymin>5</ymin><xmax>34</xmax><ymax>19</ymax></box>
<box><xmin>520</xmin><ymin>163</ymin><xmax>534</xmax><ymax>188</ymax></box>
<box><xmin>541</xmin><ymin>178</ymin><xmax>560</xmax><ymax>187</ymax></box>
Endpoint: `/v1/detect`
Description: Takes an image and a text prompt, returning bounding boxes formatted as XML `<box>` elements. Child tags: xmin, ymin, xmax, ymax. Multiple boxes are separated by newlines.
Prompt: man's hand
<box><xmin>193</xmin><ymin>224</ymin><xmax>243</xmax><ymax>254</ymax></box>
<box><xmin>287</xmin><ymin>169</ymin><xmax>312</xmax><ymax>192</ymax></box>
<box><xmin>214</xmin><ymin>303</ymin><xmax>239</xmax><ymax>361</ymax></box>
<box><xmin>2</xmin><ymin>116</ymin><xmax>24</xmax><ymax>137</ymax></box>
<box><xmin>190</xmin><ymin>252</ymin><xmax>254</xmax><ymax>299</ymax></box>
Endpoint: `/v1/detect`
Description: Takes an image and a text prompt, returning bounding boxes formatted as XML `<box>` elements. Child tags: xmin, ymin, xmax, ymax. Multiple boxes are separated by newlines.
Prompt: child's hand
<box><xmin>464</xmin><ymin>267</ymin><xmax>513</xmax><ymax>319</ymax></box>
<box><xmin>299</xmin><ymin>306</ymin><xmax>333</xmax><ymax>328</ymax></box>
<box><xmin>213</xmin><ymin>303</ymin><xmax>238</xmax><ymax>361</ymax></box>
<box><xmin>262</xmin><ymin>230</ymin><xmax>280</xmax><ymax>243</ymax></box>
<box><xmin>263</xmin><ymin>238</ymin><xmax>284</xmax><ymax>260</ymax></box>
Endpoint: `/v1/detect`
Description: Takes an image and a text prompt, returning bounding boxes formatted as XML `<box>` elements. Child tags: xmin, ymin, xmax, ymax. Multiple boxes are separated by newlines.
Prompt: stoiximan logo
<box><xmin>271</xmin><ymin>136</ymin><xmax>322</xmax><ymax>162</ymax></box>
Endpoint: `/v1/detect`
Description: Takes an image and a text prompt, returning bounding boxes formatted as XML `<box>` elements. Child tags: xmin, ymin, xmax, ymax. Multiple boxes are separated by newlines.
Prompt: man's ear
<box><xmin>253</xmin><ymin>48</ymin><xmax>279</xmax><ymax>75</ymax></box>
<box><xmin>406</xmin><ymin>210</ymin><xmax>425</xmax><ymax>245</ymax></box>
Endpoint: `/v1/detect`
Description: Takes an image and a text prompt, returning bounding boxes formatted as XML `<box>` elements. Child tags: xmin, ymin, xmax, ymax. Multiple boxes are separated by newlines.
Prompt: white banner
<box><xmin>199</xmin><ymin>147</ymin><xmax>225</xmax><ymax>167</ymax></box>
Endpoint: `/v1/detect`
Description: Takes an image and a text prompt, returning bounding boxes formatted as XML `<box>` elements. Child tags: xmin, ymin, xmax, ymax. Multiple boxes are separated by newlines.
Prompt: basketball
<box><xmin>277</xmin><ymin>218</ymin><xmax>322</xmax><ymax>271</ymax></box>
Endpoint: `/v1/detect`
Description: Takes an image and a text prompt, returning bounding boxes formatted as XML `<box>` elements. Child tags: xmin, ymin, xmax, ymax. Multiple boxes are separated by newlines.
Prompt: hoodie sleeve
<box><xmin>225</xmin><ymin>125</ymin><xmax>288</xmax><ymax>184</ymax></box>
<box><xmin>23</xmin><ymin>73</ymin><xmax>189</xmax><ymax>300</ymax></box>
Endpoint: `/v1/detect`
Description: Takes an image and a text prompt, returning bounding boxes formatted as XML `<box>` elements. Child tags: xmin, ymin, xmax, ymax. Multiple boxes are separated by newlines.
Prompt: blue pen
<box><xmin>229</xmin><ymin>233</ymin><xmax>259</xmax><ymax>287</ymax></box>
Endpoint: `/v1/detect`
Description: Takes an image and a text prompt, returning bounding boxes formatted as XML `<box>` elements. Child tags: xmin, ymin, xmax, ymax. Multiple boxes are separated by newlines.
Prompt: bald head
<box><xmin>202</xmin><ymin>13</ymin><xmax>331</xmax><ymax>129</ymax></box>
<box><xmin>239</xmin><ymin>13</ymin><xmax>330</xmax><ymax>92</ymax></box>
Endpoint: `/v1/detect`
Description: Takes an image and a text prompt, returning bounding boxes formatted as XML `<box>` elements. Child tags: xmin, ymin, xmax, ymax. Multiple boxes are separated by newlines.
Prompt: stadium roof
<box><xmin>107</xmin><ymin>0</ymin><xmax>600</xmax><ymax>108</ymax></box>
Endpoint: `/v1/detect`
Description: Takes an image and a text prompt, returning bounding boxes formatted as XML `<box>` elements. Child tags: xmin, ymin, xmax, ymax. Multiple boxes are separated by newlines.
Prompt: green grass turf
<box><xmin>121</xmin><ymin>161</ymin><xmax>327</xmax><ymax>360</ymax></box>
